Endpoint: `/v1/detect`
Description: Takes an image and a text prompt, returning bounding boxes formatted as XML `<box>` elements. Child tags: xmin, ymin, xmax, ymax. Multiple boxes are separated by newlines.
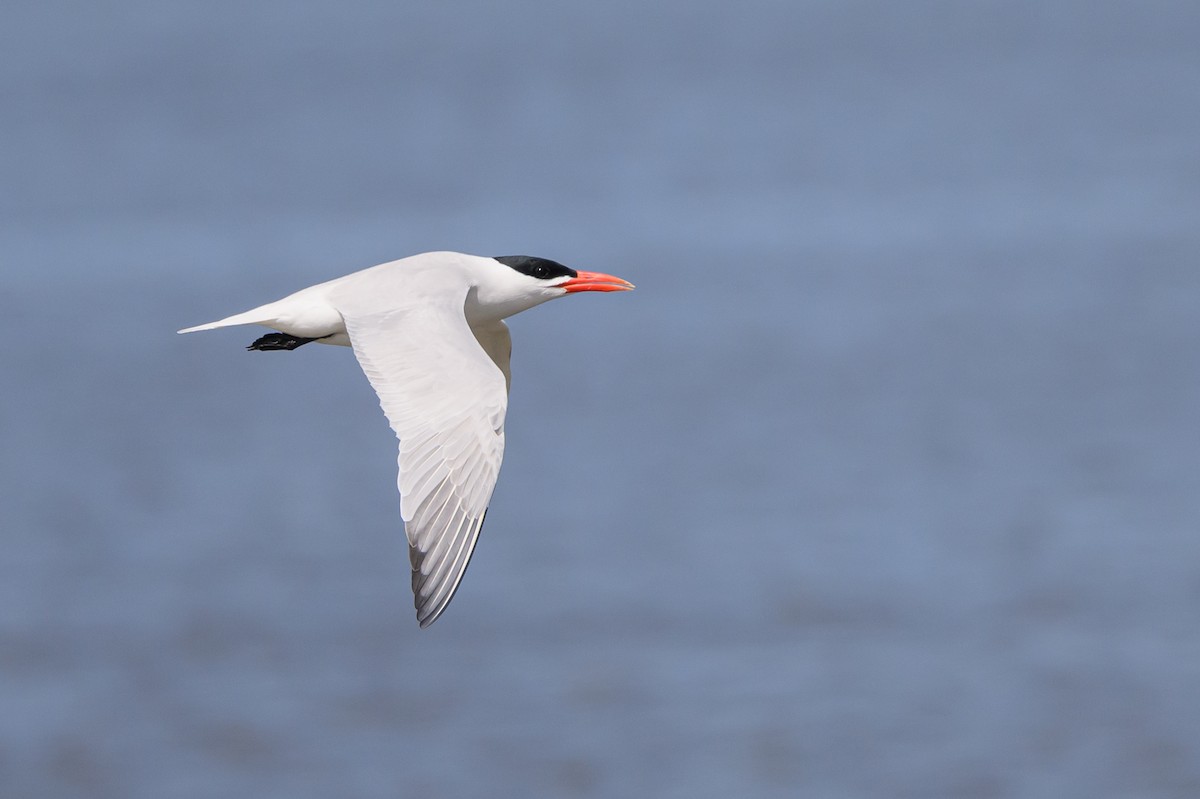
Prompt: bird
<box><xmin>179</xmin><ymin>251</ymin><xmax>634</xmax><ymax>627</ymax></box>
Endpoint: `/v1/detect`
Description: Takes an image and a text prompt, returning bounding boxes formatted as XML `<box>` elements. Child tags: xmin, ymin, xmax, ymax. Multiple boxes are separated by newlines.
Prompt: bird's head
<box><xmin>473</xmin><ymin>255</ymin><xmax>634</xmax><ymax>319</ymax></box>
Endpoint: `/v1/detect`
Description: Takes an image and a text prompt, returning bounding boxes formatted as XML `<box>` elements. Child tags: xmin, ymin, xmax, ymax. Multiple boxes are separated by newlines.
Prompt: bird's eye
<box><xmin>534</xmin><ymin>266</ymin><xmax>548</xmax><ymax>278</ymax></box>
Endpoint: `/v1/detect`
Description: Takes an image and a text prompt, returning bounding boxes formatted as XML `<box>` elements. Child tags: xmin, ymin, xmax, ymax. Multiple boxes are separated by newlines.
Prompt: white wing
<box><xmin>471</xmin><ymin>319</ymin><xmax>512</xmax><ymax>394</ymax></box>
<box><xmin>335</xmin><ymin>284</ymin><xmax>508</xmax><ymax>628</ymax></box>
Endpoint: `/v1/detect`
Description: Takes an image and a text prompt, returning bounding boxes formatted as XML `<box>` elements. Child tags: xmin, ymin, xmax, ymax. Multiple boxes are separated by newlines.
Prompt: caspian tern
<box><xmin>179</xmin><ymin>251</ymin><xmax>633</xmax><ymax>627</ymax></box>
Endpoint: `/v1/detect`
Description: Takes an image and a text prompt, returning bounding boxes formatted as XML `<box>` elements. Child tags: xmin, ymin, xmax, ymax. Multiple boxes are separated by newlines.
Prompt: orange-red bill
<box><xmin>561</xmin><ymin>270</ymin><xmax>636</xmax><ymax>293</ymax></box>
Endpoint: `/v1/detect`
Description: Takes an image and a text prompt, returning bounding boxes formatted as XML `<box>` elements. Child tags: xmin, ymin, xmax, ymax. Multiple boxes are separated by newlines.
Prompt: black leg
<box><xmin>247</xmin><ymin>333</ymin><xmax>318</xmax><ymax>351</ymax></box>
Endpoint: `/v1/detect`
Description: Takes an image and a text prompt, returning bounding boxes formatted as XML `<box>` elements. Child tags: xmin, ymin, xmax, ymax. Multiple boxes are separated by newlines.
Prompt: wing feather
<box><xmin>336</xmin><ymin>287</ymin><xmax>507</xmax><ymax>628</ymax></box>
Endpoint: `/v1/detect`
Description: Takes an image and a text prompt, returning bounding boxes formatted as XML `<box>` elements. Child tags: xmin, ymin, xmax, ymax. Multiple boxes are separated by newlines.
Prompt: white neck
<box><xmin>463</xmin><ymin>257</ymin><xmax>559</xmax><ymax>324</ymax></box>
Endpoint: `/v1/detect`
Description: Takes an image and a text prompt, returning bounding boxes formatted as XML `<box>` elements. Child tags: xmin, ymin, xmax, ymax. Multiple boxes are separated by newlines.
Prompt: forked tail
<box><xmin>177</xmin><ymin>302</ymin><xmax>282</xmax><ymax>335</ymax></box>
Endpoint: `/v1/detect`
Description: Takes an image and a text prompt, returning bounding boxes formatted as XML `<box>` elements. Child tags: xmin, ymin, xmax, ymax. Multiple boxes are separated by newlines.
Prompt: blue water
<box><xmin>4</xmin><ymin>2</ymin><xmax>1200</xmax><ymax>796</ymax></box>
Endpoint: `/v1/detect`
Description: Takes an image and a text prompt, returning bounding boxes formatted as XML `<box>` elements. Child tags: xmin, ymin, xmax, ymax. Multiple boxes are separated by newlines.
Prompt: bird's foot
<box><xmin>247</xmin><ymin>333</ymin><xmax>318</xmax><ymax>351</ymax></box>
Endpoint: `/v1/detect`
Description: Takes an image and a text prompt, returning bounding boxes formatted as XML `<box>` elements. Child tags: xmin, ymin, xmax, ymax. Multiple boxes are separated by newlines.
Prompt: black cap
<box><xmin>493</xmin><ymin>255</ymin><xmax>577</xmax><ymax>281</ymax></box>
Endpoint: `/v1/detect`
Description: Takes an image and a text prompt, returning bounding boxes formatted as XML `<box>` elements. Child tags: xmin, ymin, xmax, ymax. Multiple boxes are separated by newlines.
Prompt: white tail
<box><xmin>177</xmin><ymin>302</ymin><xmax>280</xmax><ymax>334</ymax></box>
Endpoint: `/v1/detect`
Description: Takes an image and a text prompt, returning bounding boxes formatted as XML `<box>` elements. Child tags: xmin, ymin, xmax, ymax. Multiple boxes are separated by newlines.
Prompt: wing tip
<box><xmin>412</xmin><ymin>569</ymin><xmax>455</xmax><ymax>629</ymax></box>
<box><xmin>414</xmin><ymin>588</ymin><xmax>451</xmax><ymax>628</ymax></box>
<box><xmin>409</xmin><ymin>510</ymin><xmax>488</xmax><ymax>629</ymax></box>
<box><xmin>411</xmin><ymin>550</ymin><xmax>451</xmax><ymax>629</ymax></box>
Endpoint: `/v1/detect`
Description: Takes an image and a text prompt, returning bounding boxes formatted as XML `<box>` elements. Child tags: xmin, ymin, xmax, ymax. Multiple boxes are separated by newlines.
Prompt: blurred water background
<box><xmin>3</xmin><ymin>1</ymin><xmax>1199</xmax><ymax>796</ymax></box>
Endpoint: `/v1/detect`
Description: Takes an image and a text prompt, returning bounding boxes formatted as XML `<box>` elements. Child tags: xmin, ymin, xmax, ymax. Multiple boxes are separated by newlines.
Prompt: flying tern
<box><xmin>179</xmin><ymin>251</ymin><xmax>634</xmax><ymax>627</ymax></box>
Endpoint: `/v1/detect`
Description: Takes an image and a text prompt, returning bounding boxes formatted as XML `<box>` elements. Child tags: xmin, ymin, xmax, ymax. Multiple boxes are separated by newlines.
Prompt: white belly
<box><xmin>268</xmin><ymin>293</ymin><xmax>348</xmax><ymax>341</ymax></box>
<box><xmin>317</xmin><ymin>332</ymin><xmax>352</xmax><ymax>347</ymax></box>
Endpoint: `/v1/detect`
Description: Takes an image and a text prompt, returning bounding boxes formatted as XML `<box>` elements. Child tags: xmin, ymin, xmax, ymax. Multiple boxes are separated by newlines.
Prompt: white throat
<box><xmin>463</xmin><ymin>261</ymin><xmax>558</xmax><ymax>325</ymax></box>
